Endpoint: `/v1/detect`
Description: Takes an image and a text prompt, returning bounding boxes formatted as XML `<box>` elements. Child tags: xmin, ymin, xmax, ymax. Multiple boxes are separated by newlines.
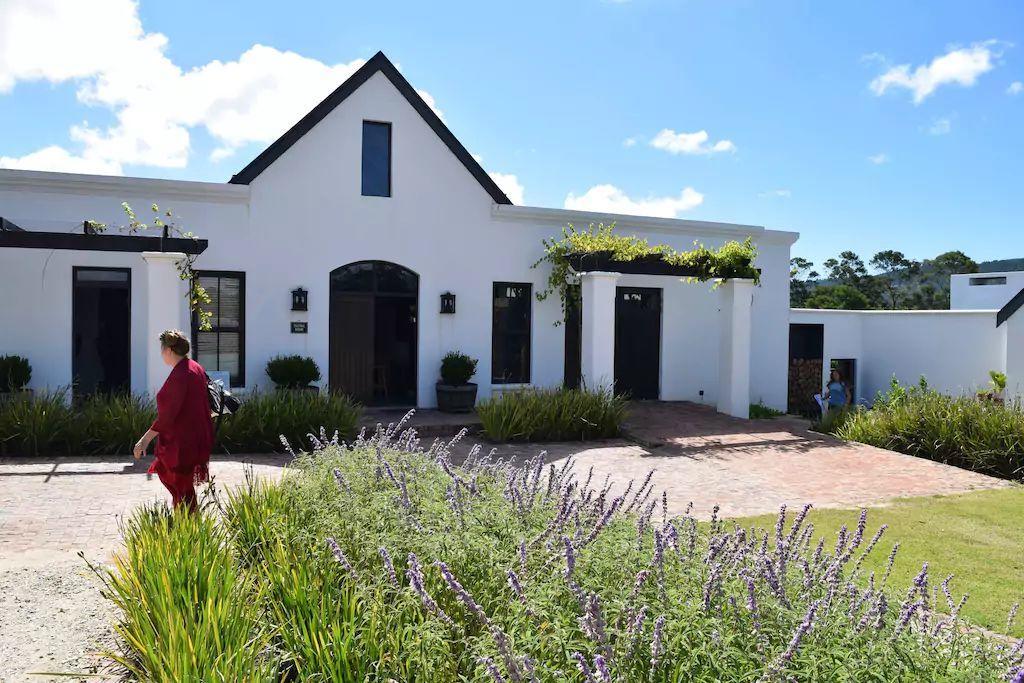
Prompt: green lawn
<box><xmin>731</xmin><ymin>487</ymin><xmax>1024</xmax><ymax>638</ymax></box>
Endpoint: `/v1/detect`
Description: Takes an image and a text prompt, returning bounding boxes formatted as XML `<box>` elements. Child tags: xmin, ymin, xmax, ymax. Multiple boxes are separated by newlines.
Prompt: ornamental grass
<box><xmin>93</xmin><ymin>417</ymin><xmax>1022</xmax><ymax>681</ymax></box>
<box><xmin>476</xmin><ymin>388</ymin><xmax>627</xmax><ymax>442</ymax></box>
<box><xmin>825</xmin><ymin>377</ymin><xmax>1024</xmax><ymax>481</ymax></box>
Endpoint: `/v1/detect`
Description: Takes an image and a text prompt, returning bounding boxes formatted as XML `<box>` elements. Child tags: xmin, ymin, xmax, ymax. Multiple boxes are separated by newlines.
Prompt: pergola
<box><xmin>567</xmin><ymin>252</ymin><xmax>754</xmax><ymax>418</ymax></box>
<box><xmin>0</xmin><ymin>219</ymin><xmax>203</xmax><ymax>395</ymax></box>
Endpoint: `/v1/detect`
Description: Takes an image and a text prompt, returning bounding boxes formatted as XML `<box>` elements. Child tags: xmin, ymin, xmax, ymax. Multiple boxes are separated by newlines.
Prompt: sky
<box><xmin>0</xmin><ymin>0</ymin><xmax>1022</xmax><ymax>268</ymax></box>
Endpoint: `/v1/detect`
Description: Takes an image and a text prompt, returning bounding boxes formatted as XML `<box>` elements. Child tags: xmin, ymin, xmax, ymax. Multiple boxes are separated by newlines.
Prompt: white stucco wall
<box><xmin>1</xmin><ymin>69</ymin><xmax>796</xmax><ymax>411</ymax></box>
<box><xmin>950</xmin><ymin>271</ymin><xmax>1024</xmax><ymax>310</ymax></box>
<box><xmin>790</xmin><ymin>309</ymin><xmax>1005</xmax><ymax>403</ymax></box>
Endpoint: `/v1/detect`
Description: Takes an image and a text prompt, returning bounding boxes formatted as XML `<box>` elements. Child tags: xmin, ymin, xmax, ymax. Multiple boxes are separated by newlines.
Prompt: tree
<box><xmin>789</xmin><ymin>257</ymin><xmax>819</xmax><ymax>307</ymax></box>
<box><xmin>930</xmin><ymin>250</ymin><xmax>978</xmax><ymax>276</ymax></box>
<box><xmin>802</xmin><ymin>284</ymin><xmax>871</xmax><ymax>310</ymax></box>
<box><xmin>870</xmin><ymin>250</ymin><xmax>920</xmax><ymax>309</ymax></box>
<box><xmin>822</xmin><ymin>251</ymin><xmax>868</xmax><ymax>287</ymax></box>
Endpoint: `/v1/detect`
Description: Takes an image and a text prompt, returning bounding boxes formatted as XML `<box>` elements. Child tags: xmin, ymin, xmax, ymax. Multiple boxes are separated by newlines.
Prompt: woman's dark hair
<box><xmin>830</xmin><ymin>368</ymin><xmax>843</xmax><ymax>381</ymax></box>
<box><xmin>159</xmin><ymin>329</ymin><xmax>190</xmax><ymax>357</ymax></box>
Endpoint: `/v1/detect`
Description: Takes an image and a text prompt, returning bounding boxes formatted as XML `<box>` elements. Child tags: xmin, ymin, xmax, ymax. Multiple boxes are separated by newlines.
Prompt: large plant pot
<box><xmin>436</xmin><ymin>382</ymin><xmax>478</xmax><ymax>413</ymax></box>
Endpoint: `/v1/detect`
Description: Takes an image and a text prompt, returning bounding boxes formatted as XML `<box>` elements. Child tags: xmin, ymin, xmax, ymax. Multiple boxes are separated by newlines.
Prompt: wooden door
<box><xmin>329</xmin><ymin>292</ymin><xmax>374</xmax><ymax>402</ymax></box>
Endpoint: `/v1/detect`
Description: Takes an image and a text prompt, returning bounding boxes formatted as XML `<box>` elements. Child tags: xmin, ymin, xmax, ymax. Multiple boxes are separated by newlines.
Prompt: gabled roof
<box><xmin>228</xmin><ymin>51</ymin><xmax>512</xmax><ymax>204</ymax></box>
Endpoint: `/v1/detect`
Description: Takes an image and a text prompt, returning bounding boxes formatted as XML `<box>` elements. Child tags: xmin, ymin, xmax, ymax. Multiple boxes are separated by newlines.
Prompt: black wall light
<box><xmin>291</xmin><ymin>287</ymin><xmax>308</xmax><ymax>311</ymax></box>
<box><xmin>440</xmin><ymin>291</ymin><xmax>456</xmax><ymax>314</ymax></box>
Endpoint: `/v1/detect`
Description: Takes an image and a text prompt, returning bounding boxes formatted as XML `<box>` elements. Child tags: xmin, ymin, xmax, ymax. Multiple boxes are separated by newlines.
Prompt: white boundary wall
<box><xmin>790</xmin><ymin>309</ymin><xmax>1008</xmax><ymax>403</ymax></box>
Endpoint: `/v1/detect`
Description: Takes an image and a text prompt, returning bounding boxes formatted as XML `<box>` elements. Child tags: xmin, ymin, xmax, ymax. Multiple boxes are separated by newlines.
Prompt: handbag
<box><xmin>206</xmin><ymin>373</ymin><xmax>241</xmax><ymax>421</ymax></box>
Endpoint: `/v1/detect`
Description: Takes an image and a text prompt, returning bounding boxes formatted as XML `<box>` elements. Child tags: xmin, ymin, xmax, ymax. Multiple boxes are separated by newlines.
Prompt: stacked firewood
<box><xmin>788</xmin><ymin>358</ymin><xmax>823</xmax><ymax>415</ymax></box>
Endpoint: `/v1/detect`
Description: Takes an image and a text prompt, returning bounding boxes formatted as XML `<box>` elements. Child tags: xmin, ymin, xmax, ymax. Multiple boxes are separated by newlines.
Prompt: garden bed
<box><xmin>91</xmin><ymin>422</ymin><xmax>1020</xmax><ymax>681</ymax></box>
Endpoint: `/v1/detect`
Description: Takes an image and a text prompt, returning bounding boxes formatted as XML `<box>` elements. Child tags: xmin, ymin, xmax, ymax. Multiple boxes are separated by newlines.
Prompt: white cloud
<box><xmin>1009</xmin><ymin>81</ymin><xmax>1024</xmax><ymax>95</ymax></box>
<box><xmin>488</xmin><ymin>172</ymin><xmax>524</xmax><ymax>204</ymax></box>
<box><xmin>564</xmin><ymin>184</ymin><xmax>703</xmax><ymax>218</ymax></box>
<box><xmin>869</xmin><ymin>41</ymin><xmax>1003</xmax><ymax>104</ymax></box>
<box><xmin>758</xmin><ymin>189</ymin><xmax>791</xmax><ymax>198</ymax></box>
<box><xmin>868</xmin><ymin>153</ymin><xmax>889</xmax><ymax>165</ymax></box>
<box><xmin>622</xmin><ymin>136</ymin><xmax>637</xmax><ymax>148</ymax></box>
<box><xmin>928</xmin><ymin>117</ymin><xmax>952</xmax><ymax>135</ymax></box>
<box><xmin>650</xmin><ymin>129</ymin><xmax>736</xmax><ymax>155</ymax></box>
<box><xmin>0</xmin><ymin>145</ymin><xmax>122</xmax><ymax>175</ymax></box>
<box><xmin>0</xmin><ymin>0</ymin><xmax>445</xmax><ymax>173</ymax></box>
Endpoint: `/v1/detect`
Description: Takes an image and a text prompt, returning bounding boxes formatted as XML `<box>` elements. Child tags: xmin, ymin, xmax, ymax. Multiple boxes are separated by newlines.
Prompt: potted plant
<box><xmin>266</xmin><ymin>355</ymin><xmax>321</xmax><ymax>392</ymax></box>
<box><xmin>436</xmin><ymin>351</ymin><xmax>478</xmax><ymax>413</ymax></box>
<box><xmin>0</xmin><ymin>355</ymin><xmax>31</xmax><ymax>400</ymax></box>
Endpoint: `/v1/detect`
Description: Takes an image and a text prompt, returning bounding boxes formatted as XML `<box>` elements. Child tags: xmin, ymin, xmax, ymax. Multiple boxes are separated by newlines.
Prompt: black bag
<box><xmin>206</xmin><ymin>373</ymin><xmax>241</xmax><ymax>420</ymax></box>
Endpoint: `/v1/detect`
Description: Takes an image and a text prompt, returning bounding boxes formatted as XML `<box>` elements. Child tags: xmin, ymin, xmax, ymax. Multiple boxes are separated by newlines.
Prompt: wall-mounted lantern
<box><xmin>291</xmin><ymin>287</ymin><xmax>308</xmax><ymax>311</ymax></box>
<box><xmin>440</xmin><ymin>291</ymin><xmax>456</xmax><ymax>314</ymax></box>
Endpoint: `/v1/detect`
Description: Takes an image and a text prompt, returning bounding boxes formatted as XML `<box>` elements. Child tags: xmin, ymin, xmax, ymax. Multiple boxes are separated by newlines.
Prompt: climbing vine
<box><xmin>85</xmin><ymin>202</ymin><xmax>213</xmax><ymax>330</ymax></box>
<box><xmin>532</xmin><ymin>222</ymin><xmax>759</xmax><ymax>324</ymax></box>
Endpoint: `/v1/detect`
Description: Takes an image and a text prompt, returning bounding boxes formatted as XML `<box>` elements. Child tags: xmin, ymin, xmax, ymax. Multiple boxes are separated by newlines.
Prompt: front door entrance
<box><xmin>329</xmin><ymin>261</ymin><xmax>418</xmax><ymax>406</ymax></box>
<box><xmin>72</xmin><ymin>267</ymin><xmax>131</xmax><ymax>395</ymax></box>
<box><xmin>614</xmin><ymin>286</ymin><xmax>661</xmax><ymax>399</ymax></box>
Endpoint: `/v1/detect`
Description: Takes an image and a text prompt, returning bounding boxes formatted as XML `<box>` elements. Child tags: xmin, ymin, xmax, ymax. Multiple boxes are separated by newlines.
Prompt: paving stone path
<box><xmin>0</xmin><ymin>402</ymin><xmax>1008</xmax><ymax>681</ymax></box>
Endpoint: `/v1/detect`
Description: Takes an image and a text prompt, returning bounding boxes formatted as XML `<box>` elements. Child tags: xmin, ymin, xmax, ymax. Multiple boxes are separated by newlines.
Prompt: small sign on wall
<box><xmin>291</xmin><ymin>321</ymin><xmax>308</xmax><ymax>334</ymax></box>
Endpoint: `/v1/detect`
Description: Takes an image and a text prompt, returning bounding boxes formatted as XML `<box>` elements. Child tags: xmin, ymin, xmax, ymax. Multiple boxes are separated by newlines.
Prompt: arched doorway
<box><xmin>329</xmin><ymin>261</ymin><xmax>418</xmax><ymax>405</ymax></box>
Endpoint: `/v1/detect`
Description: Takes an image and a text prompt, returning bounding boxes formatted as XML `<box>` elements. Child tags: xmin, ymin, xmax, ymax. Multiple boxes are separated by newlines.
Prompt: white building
<box><xmin>0</xmin><ymin>53</ymin><xmax>798</xmax><ymax>418</ymax></box>
<box><xmin>789</xmin><ymin>272</ymin><xmax>1024</xmax><ymax>410</ymax></box>
<box><xmin>950</xmin><ymin>271</ymin><xmax>1024</xmax><ymax>310</ymax></box>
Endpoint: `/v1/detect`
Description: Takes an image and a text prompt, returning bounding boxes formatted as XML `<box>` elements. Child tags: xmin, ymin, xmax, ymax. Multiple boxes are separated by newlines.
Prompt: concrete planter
<box><xmin>436</xmin><ymin>382</ymin><xmax>477</xmax><ymax>413</ymax></box>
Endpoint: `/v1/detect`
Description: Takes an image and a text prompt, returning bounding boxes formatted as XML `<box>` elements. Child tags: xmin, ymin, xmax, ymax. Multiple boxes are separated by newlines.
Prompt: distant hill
<box><xmin>978</xmin><ymin>258</ymin><xmax>1024</xmax><ymax>273</ymax></box>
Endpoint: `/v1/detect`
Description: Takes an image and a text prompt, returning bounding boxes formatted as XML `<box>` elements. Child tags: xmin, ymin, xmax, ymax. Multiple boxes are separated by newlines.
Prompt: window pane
<box><xmin>362</xmin><ymin>121</ymin><xmax>391</xmax><ymax>197</ymax></box>
<box><xmin>217</xmin><ymin>277</ymin><xmax>241</xmax><ymax>327</ymax></box>
<box><xmin>76</xmin><ymin>269</ymin><xmax>128</xmax><ymax>283</ymax></box>
<box><xmin>376</xmin><ymin>262</ymin><xmax>417</xmax><ymax>293</ymax></box>
<box><xmin>193</xmin><ymin>272</ymin><xmax>245</xmax><ymax>387</ymax></box>
<box><xmin>332</xmin><ymin>262</ymin><xmax>374</xmax><ymax>292</ymax></box>
<box><xmin>492</xmin><ymin>282</ymin><xmax>531</xmax><ymax>384</ymax></box>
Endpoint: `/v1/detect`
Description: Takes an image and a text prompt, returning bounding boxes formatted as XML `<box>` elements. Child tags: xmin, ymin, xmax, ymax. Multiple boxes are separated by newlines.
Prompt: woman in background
<box><xmin>133</xmin><ymin>330</ymin><xmax>213</xmax><ymax>511</ymax></box>
<box><xmin>822</xmin><ymin>368</ymin><xmax>852</xmax><ymax>413</ymax></box>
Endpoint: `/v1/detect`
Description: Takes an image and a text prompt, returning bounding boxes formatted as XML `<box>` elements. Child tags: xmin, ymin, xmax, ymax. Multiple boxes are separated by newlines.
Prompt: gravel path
<box><xmin>0</xmin><ymin>555</ymin><xmax>113</xmax><ymax>682</ymax></box>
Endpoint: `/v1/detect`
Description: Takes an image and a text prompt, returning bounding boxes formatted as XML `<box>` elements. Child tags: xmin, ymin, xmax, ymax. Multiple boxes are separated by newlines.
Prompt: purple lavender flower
<box><xmin>650</xmin><ymin>615</ymin><xmax>666</xmax><ymax>669</ymax></box>
<box><xmin>405</xmin><ymin>553</ymin><xmax>453</xmax><ymax>627</ymax></box>
<box><xmin>771</xmin><ymin>600</ymin><xmax>820</xmax><ymax>675</ymax></box>
<box><xmin>881</xmin><ymin>542</ymin><xmax>900</xmax><ymax>586</ymax></box>
<box><xmin>592</xmin><ymin>654</ymin><xmax>611</xmax><ymax>682</ymax></box>
<box><xmin>332</xmin><ymin>468</ymin><xmax>348</xmax><ymax>492</ymax></box>
<box><xmin>378</xmin><ymin>546</ymin><xmax>399</xmax><ymax>587</ymax></box>
<box><xmin>325</xmin><ymin>537</ymin><xmax>358</xmax><ymax>579</ymax></box>
<box><xmin>479</xmin><ymin>657</ymin><xmax>507</xmax><ymax>683</ymax></box>
<box><xmin>572</xmin><ymin>652</ymin><xmax>593</xmax><ymax>678</ymax></box>
<box><xmin>507</xmin><ymin>569</ymin><xmax>529</xmax><ymax>607</ymax></box>
<box><xmin>519</xmin><ymin>540</ymin><xmax>528</xmax><ymax>576</ymax></box>
<box><xmin>579</xmin><ymin>593</ymin><xmax>612</xmax><ymax>660</ymax></box>
<box><xmin>437</xmin><ymin>561</ymin><xmax>490</xmax><ymax>625</ymax></box>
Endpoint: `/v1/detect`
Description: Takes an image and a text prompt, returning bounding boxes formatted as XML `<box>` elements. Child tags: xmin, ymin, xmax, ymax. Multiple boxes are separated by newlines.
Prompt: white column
<box><xmin>718</xmin><ymin>278</ymin><xmax>754</xmax><ymax>418</ymax></box>
<box><xmin>580</xmin><ymin>271</ymin><xmax>621</xmax><ymax>393</ymax></box>
<box><xmin>142</xmin><ymin>251</ymin><xmax>190</xmax><ymax>396</ymax></box>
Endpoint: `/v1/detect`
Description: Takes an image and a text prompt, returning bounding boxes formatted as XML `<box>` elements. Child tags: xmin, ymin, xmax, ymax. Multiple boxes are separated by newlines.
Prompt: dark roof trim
<box><xmin>996</xmin><ymin>286</ymin><xmax>1024</xmax><ymax>327</ymax></box>
<box><xmin>0</xmin><ymin>230</ymin><xmax>208</xmax><ymax>254</ymax></box>
<box><xmin>567</xmin><ymin>252</ymin><xmax>704</xmax><ymax>277</ymax></box>
<box><xmin>228</xmin><ymin>51</ymin><xmax>512</xmax><ymax>205</ymax></box>
<box><xmin>0</xmin><ymin>217</ymin><xmax>25</xmax><ymax>231</ymax></box>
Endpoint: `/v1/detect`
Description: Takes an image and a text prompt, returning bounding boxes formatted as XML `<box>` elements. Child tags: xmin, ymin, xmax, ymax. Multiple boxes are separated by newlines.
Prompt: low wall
<box><xmin>790</xmin><ymin>309</ymin><xmax>1005</xmax><ymax>404</ymax></box>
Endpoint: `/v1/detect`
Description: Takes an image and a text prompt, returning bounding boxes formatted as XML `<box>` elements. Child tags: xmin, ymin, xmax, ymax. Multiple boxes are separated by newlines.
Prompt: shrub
<box><xmin>0</xmin><ymin>388</ymin><xmax>360</xmax><ymax>456</ymax></box>
<box><xmin>822</xmin><ymin>377</ymin><xmax>1024</xmax><ymax>481</ymax></box>
<box><xmin>215</xmin><ymin>390</ymin><xmax>360</xmax><ymax>453</ymax></box>
<box><xmin>266</xmin><ymin>354</ymin><xmax>321</xmax><ymax>389</ymax></box>
<box><xmin>477</xmin><ymin>387</ymin><xmax>626</xmax><ymax>441</ymax></box>
<box><xmin>749</xmin><ymin>402</ymin><xmax>785</xmax><ymax>419</ymax></box>
<box><xmin>439</xmin><ymin>351</ymin><xmax>478</xmax><ymax>386</ymax></box>
<box><xmin>98</xmin><ymin>429</ymin><xmax>1015</xmax><ymax>681</ymax></box>
<box><xmin>0</xmin><ymin>355</ymin><xmax>31</xmax><ymax>392</ymax></box>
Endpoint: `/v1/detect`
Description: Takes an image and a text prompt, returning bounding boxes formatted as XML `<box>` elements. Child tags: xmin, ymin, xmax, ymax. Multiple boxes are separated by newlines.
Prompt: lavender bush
<box><xmin>104</xmin><ymin>413</ymin><xmax>1021</xmax><ymax>681</ymax></box>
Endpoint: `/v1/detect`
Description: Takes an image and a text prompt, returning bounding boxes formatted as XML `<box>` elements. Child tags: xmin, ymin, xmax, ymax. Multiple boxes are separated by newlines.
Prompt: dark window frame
<box><xmin>491</xmin><ymin>281</ymin><xmax>532</xmax><ymax>385</ymax></box>
<box><xmin>191</xmin><ymin>270</ymin><xmax>246</xmax><ymax>387</ymax></box>
<box><xmin>969</xmin><ymin>276</ymin><xmax>1007</xmax><ymax>286</ymax></box>
<box><xmin>361</xmin><ymin>120</ymin><xmax>392</xmax><ymax>197</ymax></box>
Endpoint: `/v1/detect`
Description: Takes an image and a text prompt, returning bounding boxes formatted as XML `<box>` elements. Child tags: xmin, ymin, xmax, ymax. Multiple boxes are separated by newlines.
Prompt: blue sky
<box><xmin>0</xmin><ymin>0</ymin><xmax>1021</xmax><ymax>267</ymax></box>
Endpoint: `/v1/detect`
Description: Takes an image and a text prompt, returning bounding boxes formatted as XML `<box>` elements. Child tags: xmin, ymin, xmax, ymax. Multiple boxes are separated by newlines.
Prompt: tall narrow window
<box><xmin>492</xmin><ymin>282</ymin><xmax>532</xmax><ymax>384</ymax></box>
<box><xmin>362</xmin><ymin>121</ymin><xmax>391</xmax><ymax>197</ymax></box>
<box><xmin>192</xmin><ymin>271</ymin><xmax>245</xmax><ymax>387</ymax></box>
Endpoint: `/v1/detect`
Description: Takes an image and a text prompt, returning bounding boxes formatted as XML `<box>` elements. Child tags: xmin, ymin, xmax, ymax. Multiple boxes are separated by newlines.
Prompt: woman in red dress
<box><xmin>133</xmin><ymin>329</ymin><xmax>214</xmax><ymax>510</ymax></box>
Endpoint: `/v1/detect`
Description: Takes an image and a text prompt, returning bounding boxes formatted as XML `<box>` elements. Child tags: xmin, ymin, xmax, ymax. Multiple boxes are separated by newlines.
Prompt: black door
<box><xmin>563</xmin><ymin>284</ymin><xmax>582</xmax><ymax>389</ymax></box>
<box><xmin>614</xmin><ymin>287</ymin><xmax>661</xmax><ymax>399</ymax></box>
<box><xmin>72</xmin><ymin>267</ymin><xmax>131</xmax><ymax>395</ymax></box>
<box><xmin>329</xmin><ymin>261</ymin><xmax>418</xmax><ymax>406</ymax></box>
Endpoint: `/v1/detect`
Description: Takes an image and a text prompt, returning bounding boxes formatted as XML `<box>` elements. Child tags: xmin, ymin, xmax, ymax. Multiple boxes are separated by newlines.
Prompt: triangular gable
<box><xmin>228</xmin><ymin>51</ymin><xmax>512</xmax><ymax>204</ymax></box>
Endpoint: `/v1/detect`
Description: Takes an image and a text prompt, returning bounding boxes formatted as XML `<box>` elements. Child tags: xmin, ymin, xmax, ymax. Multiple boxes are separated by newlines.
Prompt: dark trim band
<box><xmin>0</xmin><ymin>230</ymin><xmax>208</xmax><ymax>254</ymax></box>
<box><xmin>996</xmin><ymin>286</ymin><xmax>1024</xmax><ymax>327</ymax></box>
